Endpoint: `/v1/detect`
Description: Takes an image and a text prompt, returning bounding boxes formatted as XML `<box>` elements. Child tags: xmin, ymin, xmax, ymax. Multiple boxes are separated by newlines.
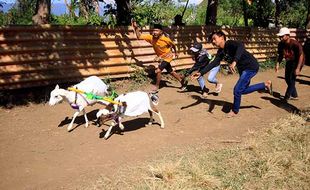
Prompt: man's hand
<box><xmin>131</xmin><ymin>19</ymin><xmax>137</xmax><ymax>28</ymax></box>
<box><xmin>174</xmin><ymin>52</ymin><xmax>179</xmax><ymax>59</ymax></box>
<box><xmin>229</xmin><ymin>61</ymin><xmax>237</xmax><ymax>74</ymax></box>
<box><xmin>275</xmin><ymin>62</ymin><xmax>280</xmax><ymax>73</ymax></box>
<box><xmin>191</xmin><ymin>72</ymin><xmax>201</xmax><ymax>80</ymax></box>
<box><xmin>295</xmin><ymin>68</ymin><xmax>300</xmax><ymax>76</ymax></box>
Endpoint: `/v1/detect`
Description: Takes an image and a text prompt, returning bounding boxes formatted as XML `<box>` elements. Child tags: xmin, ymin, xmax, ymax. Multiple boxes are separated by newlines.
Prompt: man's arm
<box><xmin>131</xmin><ymin>20</ymin><xmax>142</xmax><ymax>39</ymax></box>
<box><xmin>226</xmin><ymin>40</ymin><xmax>243</xmax><ymax>73</ymax></box>
<box><xmin>199</xmin><ymin>53</ymin><xmax>222</xmax><ymax>76</ymax></box>
<box><xmin>295</xmin><ymin>51</ymin><xmax>304</xmax><ymax>75</ymax></box>
<box><xmin>276</xmin><ymin>42</ymin><xmax>284</xmax><ymax>73</ymax></box>
<box><xmin>232</xmin><ymin>40</ymin><xmax>244</xmax><ymax>63</ymax></box>
<box><xmin>186</xmin><ymin>55</ymin><xmax>209</xmax><ymax>76</ymax></box>
<box><xmin>171</xmin><ymin>43</ymin><xmax>178</xmax><ymax>58</ymax></box>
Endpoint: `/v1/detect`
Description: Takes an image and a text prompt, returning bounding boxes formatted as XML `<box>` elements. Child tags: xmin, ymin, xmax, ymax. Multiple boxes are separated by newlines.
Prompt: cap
<box><xmin>276</xmin><ymin>27</ymin><xmax>290</xmax><ymax>36</ymax></box>
<box><xmin>190</xmin><ymin>43</ymin><xmax>203</xmax><ymax>53</ymax></box>
<box><xmin>152</xmin><ymin>23</ymin><xmax>163</xmax><ymax>30</ymax></box>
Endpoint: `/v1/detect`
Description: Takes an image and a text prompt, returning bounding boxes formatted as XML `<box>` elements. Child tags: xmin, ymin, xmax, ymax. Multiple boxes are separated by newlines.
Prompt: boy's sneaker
<box><xmin>202</xmin><ymin>87</ymin><xmax>209</xmax><ymax>98</ymax></box>
<box><xmin>289</xmin><ymin>96</ymin><xmax>299</xmax><ymax>100</ymax></box>
<box><xmin>215</xmin><ymin>83</ymin><xmax>223</xmax><ymax>93</ymax></box>
<box><xmin>202</xmin><ymin>92</ymin><xmax>208</xmax><ymax>98</ymax></box>
<box><xmin>180</xmin><ymin>79</ymin><xmax>188</xmax><ymax>91</ymax></box>
<box><xmin>283</xmin><ymin>96</ymin><xmax>299</xmax><ymax>101</ymax></box>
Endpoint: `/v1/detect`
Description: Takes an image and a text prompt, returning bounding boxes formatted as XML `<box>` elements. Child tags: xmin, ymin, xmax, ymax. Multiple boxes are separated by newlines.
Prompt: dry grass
<box><xmin>87</xmin><ymin>110</ymin><xmax>310</xmax><ymax>190</ymax></box>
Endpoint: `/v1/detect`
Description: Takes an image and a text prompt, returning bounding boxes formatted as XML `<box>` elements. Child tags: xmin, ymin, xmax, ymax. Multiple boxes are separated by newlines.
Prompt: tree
<box><xmin>205</xmin><ymin>0</ymin><xmax>218</xmax><ymax>25</ymax></box>
<box><xmin>115</xmin><ymin>0</ymin><xmax>131</xmax><ymax>25</ymax></box>
<box><xmin>306</xmin><ymin>0</ymin><xmax>310</xmax><ymax>28</ymax></box>
<box><xmin>248</xmin><ymin>0</ymin><xmax>273</xmax><ymax>27</ymax></box>
<box><xmin>63</xmin><ymin>0</ymin><xmax>78</xmax><ymax>18</ymax></box>
<box><xmin>275</xmin><ymin>0</ymin><xmax>280</xmax><ymax>27</ymax></box>
<box><xmin>242</xmin><ymin>0</ymin><xmax>249</xmax><ymax>26</ymax></box>
<box><xmin>279</xmin><ymin>0</ymin><xmax>308</xmax><ymax>28</ymax></box>
<box><xmin>32</xmin><ymin>0</ymin><xmax>51</xmax><ymax>24</ymax></box>
<box><xmin>217</xmin><ymin>0</ymin><xmax>244</xmax><ymax>26</ymax></box>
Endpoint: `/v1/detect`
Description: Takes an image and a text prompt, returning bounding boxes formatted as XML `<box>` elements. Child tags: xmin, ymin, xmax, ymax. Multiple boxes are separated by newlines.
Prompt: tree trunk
<box><xmin>242</xmin><ymin>0</ymin><xmax>248</xmax><ymax>26</ymax></box>
<box><xmin>32</xmin><ymin>0</ymin><xmax>51</xmax><ymax>24</ymax></box>
<box><xmin>275</xmin><ymin>0</ymin><xmax>280</xmax><ymax>27</ymax></box>
<box><xmin>63</xmin><ymin>0</ymin><xmax>77</xmax><ymax>18</ymax></box>
<box><xmin>205</xmin><ymin>0</ymin><xmax>218</xmax><ymax>25</ymax></box>
<box><xmin>93</xmin><ymin>0</ymin><xmax>99</xmax><ymax>15</ymax></box>
<box><xmin>115</xmin><ymin>0</ymin><xmax>131</xmax><ymax>26</ymax></box>
<box><xmin>306</xmin><ymin>1</ymin><xmax>310</xmax><ymax>29</ymax></box>
<box><xmin>79</xmin><ymin>0</ymin><xmax>89</xmax><ymax>19</ymax></box>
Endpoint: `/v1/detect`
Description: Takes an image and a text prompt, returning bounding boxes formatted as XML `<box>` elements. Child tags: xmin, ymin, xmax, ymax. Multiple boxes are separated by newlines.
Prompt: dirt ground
<box><xmin>0</xmin><ymin>67</ymin><xmax>309</xmax><ymax>190</ymax></box>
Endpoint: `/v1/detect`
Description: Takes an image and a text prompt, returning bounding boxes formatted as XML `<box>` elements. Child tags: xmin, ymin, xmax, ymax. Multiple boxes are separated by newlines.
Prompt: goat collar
<box><xmin>70</xmin><ymin>103</ymin><xmax>80</xmax><ymax>109</ymax></box>
<box><xmin>67</xmin><ymin>87</ymin><xmax>90</xmax><ymax>110</ymax></box>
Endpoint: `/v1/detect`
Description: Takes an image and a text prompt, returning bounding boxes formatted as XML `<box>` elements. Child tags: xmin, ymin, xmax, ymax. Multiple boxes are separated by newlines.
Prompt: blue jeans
<box><xmin>197</xmin><ymin>65</ymin><xmax>220</xmax><ymax>90</ymax></box>
<box><xmin>233</xmin><ymin>70</ymin><xmax>265</xmax><ymax>113</ymax></box>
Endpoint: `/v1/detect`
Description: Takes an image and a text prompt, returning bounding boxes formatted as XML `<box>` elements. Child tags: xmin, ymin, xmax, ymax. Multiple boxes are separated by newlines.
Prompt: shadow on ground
<box><xmin>99</xmin><ymin>117</ymin><xmax>161</xmax><ymax>139</ymax></box>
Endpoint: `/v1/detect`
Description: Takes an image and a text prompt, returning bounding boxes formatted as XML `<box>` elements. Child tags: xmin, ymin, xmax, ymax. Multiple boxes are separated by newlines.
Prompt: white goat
<box><xmin>96</xmin><ymin>91</ymin><xmax>164</xmax><ymax>139</ymax></box>
<box><xmin>49</xmin><ymin>76</ymin><xmax>109</xmax><ymax>132</ymax></box>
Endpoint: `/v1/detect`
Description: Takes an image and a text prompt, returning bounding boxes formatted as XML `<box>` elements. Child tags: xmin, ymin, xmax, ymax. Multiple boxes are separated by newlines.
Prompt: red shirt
<box><xmin>278</xmin><ymin>38</ymin><xmax>304</xmax><ymax>63</ymax></box>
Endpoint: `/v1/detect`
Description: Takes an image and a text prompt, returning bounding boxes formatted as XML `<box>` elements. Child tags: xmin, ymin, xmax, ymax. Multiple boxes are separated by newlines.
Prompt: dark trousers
<box><xmin>284</xmin><ymin>62</ymin><xmax>298</xmax><ymax>99</ymax></box>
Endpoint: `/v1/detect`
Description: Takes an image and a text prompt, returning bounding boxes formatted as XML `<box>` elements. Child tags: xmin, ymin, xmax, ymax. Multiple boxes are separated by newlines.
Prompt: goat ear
<box><xmin>55</xmin><ymin>84</ymin><xmax>59</xmax><ymax>89</ymax></box>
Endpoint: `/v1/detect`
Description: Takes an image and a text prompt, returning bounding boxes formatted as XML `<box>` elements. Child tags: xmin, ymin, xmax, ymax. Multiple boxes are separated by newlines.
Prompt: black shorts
<box><xmin>158</xmin><ymin>60</ymin><xmax>173</xmax><ymax>73</ymax></box>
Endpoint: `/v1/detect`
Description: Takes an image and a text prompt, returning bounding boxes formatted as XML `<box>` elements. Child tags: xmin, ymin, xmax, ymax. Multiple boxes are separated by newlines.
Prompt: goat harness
<box><xmin>67</xmin><ymin>87</ymin><xmax>122</xmax><ymax>108</ymax></box>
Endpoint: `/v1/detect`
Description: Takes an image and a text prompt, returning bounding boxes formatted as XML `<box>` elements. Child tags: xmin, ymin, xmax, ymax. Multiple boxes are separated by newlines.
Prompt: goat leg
<box><xmin>82</xmin><ymin>109</ymin><xmax>89</xmax><ymax>128</ymax></box>
<box><xmin>104</xmin><ymin>124</ymin><xmax>114</xmax><ymax>139</ymax></box>
<box><xmin>117</xmin><ymin>116</ymin><xmax>124</xmax><ymax>131</ymax></box>
<box><xmin>147</xmin><ymin>110</ymin><xmax>155</xmax><ymax>126</ymax></box>
<box><xmin>150</xmin><ymin>105</ymin><xmax>165</xmax><ymax>129</ymax></box>
<box><xmin>68</xmin><ymin>110</ymin><xmax>80</xmax><ymax>132</ymax></box>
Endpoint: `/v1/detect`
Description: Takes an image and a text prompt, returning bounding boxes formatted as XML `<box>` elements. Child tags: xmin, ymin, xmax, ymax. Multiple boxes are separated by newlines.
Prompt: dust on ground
<box><xmin>0</xmin><ymin>67</ymin><xmax>309</xmax><ymax>190</ymax></box>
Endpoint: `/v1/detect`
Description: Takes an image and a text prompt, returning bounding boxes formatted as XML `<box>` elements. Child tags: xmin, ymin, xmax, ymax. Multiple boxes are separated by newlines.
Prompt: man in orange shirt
<box><xmin>132</xmin><ymin>21</ymin><xmax>187</xmax><ymax>92</ymax></box>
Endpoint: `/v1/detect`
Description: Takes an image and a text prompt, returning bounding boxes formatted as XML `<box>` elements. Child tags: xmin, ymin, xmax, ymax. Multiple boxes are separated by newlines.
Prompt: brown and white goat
<box><xmin>96</xmin><ymin>91</ymin><xmax>164</xmax><ymax>139</ymax></box>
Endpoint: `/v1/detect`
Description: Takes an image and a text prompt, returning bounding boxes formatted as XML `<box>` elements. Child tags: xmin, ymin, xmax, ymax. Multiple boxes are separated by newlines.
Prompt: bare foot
<box><xmin>227</xmin><ymin>111</ymin><xmax>238</xmax><ymax>118</ymax></box>
<box><xmin>215</xmin><ymin>83</ymin><xmax>223</xmax><ymax>93</ymax></box>
<box><xmin>265</xmin><ymin>80</ymin><xmax>272</xmax><ymax>95</ymax></box>
<box><xmin>151</xmin><ymin>85</ymin><xmax>159</xmax><ymax>93</ymax></box>
<box><xmin>202</xmin><ymin>92</ymin><xmax>208</xmax><ymax>98</ymax></box>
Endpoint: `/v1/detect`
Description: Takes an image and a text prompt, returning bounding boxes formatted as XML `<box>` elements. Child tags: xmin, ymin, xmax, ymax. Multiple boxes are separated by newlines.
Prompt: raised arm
<box><xmin>131</xmin><ymin>20</ymin><xmax>142</xmax><ymax>39</ymax></box>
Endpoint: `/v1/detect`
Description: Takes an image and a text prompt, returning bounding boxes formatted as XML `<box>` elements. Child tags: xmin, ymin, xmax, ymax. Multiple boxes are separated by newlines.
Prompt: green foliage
<box><xmin>131</xmin><ymin>0</ymin><xmax>184</xmax><ymax>26</ymax></box>
<box><xmin>51</xmin><ymin>14</ymin><xmax>84</xmax><ymax>25</ymax></box>
<box><xmin>279</xmin><ymin>0</ymin><xmax>308</xmax><ymax>28</ymax></box>
<box><xmin>248</xmin><ymin>0</ymin><xmax>274</xmax><ymax>27</ymax></box>
<box><xmin>0</xmin><ymin>12</ymin><xmax>9</xmax><ymax>26</ymax></box>
<box><xmin>51</xmin><ymin>12</ymin><xmax>104</xmax><ymax>26</ymax></box>
<box><xmin>259</xmin><ymin>59</ymin><xmax>277</xmax><ymax>71</ymax></box>
<box><xmin>1</xmin><ymin>0</ymin><xmax>308</xmax><ymax>29</ymax></box>
<box><xmin>217</xmin><ymin>0</ymin><xmax>244</xmax><ymax>26</ymax></box>
<box><xmin>130</xmin><ymin>64</ymin><xmax>150</xmax><ymax>85</ymax></box>
<box><xmin>187</xmin><ymin>1</ymin><xmax>206</xmax><ymax>25</ymax></box>
<box><xmin>0</xmin><ymin>0</ymin><xmax>36</xmax><ymax>26</ymax></box>
<box><xmin>87</xmin><ymin>13</ymin><xmax>103</xmax><ymax>26</ymax></box>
